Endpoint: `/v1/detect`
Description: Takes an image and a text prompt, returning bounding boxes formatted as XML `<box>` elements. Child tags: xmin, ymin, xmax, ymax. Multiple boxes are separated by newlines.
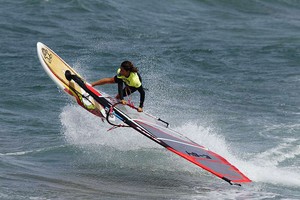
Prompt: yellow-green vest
<box><xmin>117</xmin><ymin>68</ymin><xmax>142</xmax><ymax>88</ymax></box>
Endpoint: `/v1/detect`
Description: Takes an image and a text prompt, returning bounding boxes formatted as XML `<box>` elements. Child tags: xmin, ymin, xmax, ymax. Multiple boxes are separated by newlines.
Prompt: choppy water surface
<box><xmin>0</xmin><ymin>0</ymin><xmax>299</xmax><ymax>199</ymax></box>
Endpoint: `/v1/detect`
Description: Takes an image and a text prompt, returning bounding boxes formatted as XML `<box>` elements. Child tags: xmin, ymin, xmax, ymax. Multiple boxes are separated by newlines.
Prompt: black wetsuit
<box><xmin>114</xmin><ymin>73</ymin><xmax>145</xmax><ymax>108</ymax></box>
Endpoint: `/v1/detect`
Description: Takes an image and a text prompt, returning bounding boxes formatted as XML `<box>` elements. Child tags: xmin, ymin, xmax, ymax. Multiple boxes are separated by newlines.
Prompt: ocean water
<box><xmin>1</xmin><ymin>0</ymin><xmax>299</xmax><ymax>199</ymax></box>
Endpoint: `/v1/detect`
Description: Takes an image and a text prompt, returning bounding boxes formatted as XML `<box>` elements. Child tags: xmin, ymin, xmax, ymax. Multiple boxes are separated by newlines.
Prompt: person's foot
<box><xmin>121</xmin><ymin>100</ymin><xmax>127</xmax><ymax>105</ymax></box>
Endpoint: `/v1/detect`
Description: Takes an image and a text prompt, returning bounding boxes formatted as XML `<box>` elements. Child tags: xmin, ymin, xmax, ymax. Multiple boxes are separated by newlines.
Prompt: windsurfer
<box><xmin>91</xmin><ymin>61</ymin><xmax>145</xmax><ymax>112</ymax></box>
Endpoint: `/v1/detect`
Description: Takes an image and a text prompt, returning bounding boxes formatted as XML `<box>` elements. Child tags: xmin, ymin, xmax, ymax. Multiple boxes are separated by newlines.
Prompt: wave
<box><xmin>0</xmin><ymin>145</ymin><xmax>68</xmax><ymax>156</ymax></box>
<box><xmin>60</xmin><ymin>104</ymin><xmax>300</xmax><ymax>188</ymax></box>
<box><xmin>60</xmin><ymin>105</ymin><xmax>158</xmax><ymax>150</ymax></box>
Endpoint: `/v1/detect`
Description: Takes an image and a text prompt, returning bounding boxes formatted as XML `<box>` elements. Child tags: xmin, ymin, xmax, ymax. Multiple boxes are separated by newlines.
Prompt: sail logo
<box><xmin>186</xmin><ymin>151</ymin><xmax>211</xmax><ymax>159</ymax></box>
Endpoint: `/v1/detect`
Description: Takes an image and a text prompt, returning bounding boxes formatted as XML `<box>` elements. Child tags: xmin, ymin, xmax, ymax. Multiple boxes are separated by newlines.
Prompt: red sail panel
<box><xmin>133</xmin><ymin>120</ymin><xmax>251</xmax><ymax>183</ymax></box>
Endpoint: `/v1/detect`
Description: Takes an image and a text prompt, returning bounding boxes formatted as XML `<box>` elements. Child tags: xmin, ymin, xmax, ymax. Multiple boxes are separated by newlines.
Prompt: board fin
<box><xmin>65</xmin><ymin>70</ymin><xmax>72</xmax><ymax>81</ymax></box>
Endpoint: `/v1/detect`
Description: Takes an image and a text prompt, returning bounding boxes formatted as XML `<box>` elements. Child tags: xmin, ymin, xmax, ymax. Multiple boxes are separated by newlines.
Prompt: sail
<box><xmin>67</xmin><ymin>73</ymin><xmax>251</xmax><ymax>185</ymax></box>
<box><xmin>109</xmin><ymin>103</ymin><xmax>251</xmax><ymax>184</ymax></box>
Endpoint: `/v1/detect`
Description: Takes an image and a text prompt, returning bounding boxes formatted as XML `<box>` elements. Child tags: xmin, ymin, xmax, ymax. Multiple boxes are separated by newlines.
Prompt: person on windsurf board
<box><xmin>92</xmin><ymin>61</ymin><xmax>145</xmax><ymax>112</ymax></box>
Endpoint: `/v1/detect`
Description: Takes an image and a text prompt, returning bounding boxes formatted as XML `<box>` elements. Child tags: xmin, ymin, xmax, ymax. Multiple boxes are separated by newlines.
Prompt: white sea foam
<box><xmin>60</xmin><ymin>105</ymin><xmax>300</xmax><ymax>187</ymax></box>
<box><xmin>176</xmin><ymin>123</ymin><xmax>300</xmax><ymax>187</ymax></box>
<box><xmin>60</xmin><ymin>104</ymin><xmax>159</xmax><ymax>150</ymax></box>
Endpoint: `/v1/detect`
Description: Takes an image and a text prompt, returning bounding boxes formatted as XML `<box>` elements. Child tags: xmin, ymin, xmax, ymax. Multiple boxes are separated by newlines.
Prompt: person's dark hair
<box><xmin>121</xmin><ymin>61</ymin><xmax>138</xmax><ymax>72</ymax></box>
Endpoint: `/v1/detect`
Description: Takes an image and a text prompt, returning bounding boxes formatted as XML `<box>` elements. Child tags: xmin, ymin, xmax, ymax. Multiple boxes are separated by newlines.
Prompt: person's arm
<box><xmin>91</xmin><ymin>77</ymin><xmax>115</xmax><ymax>87</ymax></box>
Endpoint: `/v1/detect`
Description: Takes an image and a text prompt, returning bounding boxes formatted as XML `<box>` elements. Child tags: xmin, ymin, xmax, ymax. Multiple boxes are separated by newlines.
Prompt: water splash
<box><xmin>60</xmin><ymin>104</ymin><xmax>158</xmax><ymax>150</ymax></box>
<box><xmin>60</xmin><ymin>105</ymin><xmax>300</xmax><ymax>187</ymax></box>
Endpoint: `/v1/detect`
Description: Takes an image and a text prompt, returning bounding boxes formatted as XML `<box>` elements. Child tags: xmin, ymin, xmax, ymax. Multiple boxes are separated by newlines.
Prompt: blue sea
<box><xmin>1</xmin><ymin>0</ymin><xmax>299</xmax><ymax>199</ymax></box>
